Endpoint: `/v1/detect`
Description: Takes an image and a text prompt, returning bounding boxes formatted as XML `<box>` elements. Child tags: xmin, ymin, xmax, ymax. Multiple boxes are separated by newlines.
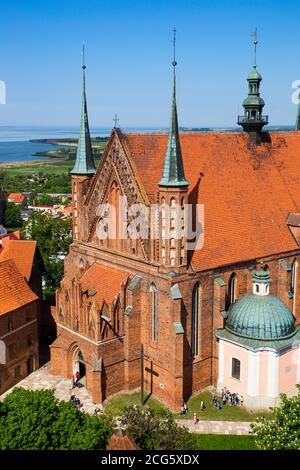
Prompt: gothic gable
<box><xmin>82</xmin><ymin>130</ymin><xmax>151</xmax><ymax>260</ymax></box>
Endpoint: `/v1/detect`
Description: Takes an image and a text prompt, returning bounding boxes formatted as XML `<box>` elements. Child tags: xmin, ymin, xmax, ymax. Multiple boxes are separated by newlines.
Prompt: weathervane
<box><xmin>251</xmin><ymin>28</ymin><xmax>258</xmax><ymax>67</ymax></box>
<box><xmin>113</xmin><ymin>114</ymin><xmax>119</xmax><ymax>128</ymax></box>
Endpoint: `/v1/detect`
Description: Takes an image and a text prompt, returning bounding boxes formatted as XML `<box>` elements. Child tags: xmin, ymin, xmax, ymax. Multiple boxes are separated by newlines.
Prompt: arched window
<box><xmin>291</xmin><ymin>258</ymin><xmax>297</xmax><ymax>315</ymax></box>
<box><xmin>227</xmin><ymin>273</ymin><xmax>237</xmax><ymax>309</ymax></box>
<box><xmin>192</xmin><ymin>283</ymin><xmax>202</xmax><ymax>357</ymax></box>
<box><xmin>150</xmin><ymin>284</ymin><xmax>158</xmax><ymax>342</ymax></box>
<box><xmin>291</xmin><ymin>258</ymin><xmax>297</xmax><ymax>294</ymax></box>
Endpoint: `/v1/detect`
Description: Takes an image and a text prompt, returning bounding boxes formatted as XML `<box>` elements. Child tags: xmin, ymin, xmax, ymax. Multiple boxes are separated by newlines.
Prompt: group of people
<box><xmin>180</xmin><ymin>401</ymin><xmax>188</xmax><ymax>415</ymax></box>
<box><xmin>220</xmin><ymin>387</ymin><xmax>244</xmax><ymax>407</ymax></box>
<box><xmin>70</xmin><ymin>395</ymin><xmax>84</xmax><ymax>411</ymax></box>
<box><xmin>185</xmin><ymin>387</ymin><xmax>245</xmax><ymax>424</ymax></box>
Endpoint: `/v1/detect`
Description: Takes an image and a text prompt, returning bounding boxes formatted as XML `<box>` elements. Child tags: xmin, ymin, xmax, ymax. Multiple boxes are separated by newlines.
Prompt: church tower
<box><xmin>158</xmin><ymin>30</ymin><xmax>189</xmax><ymax>272</ymax></box>
<box><xmin>238</xmin><ymin>31</ymin><xmax>268</xmax><ymax>144</ymax></box>
<box><xmin>70</xmin><ymin>46</ymin><xmax>96</xmax><ymax>241</ymax></box>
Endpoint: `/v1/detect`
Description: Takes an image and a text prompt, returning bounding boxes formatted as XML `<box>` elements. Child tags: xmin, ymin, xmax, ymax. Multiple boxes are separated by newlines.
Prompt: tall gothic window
<box><xmin>291</xmin><ymin>258</ymin><xmax>297</xmax><ymax>294</ymax></box>
<box><xmin>291</xmin><ymin>258</ymin><xmax>298</xmax><ymax>314</ymax></box>
<box><xmin>192</xmin><ymin>283</ymin><xmax>202</xmax><ymax>357</ymax></box>
<box><xmin>226</xmin><ymin>273</ymin><xmax>237</xmax><ymax>310</ymax></box>
<box><xmin>150</xmin><ymin>284</ymin><xmax>158</xmax><ymax>342</ymax></box>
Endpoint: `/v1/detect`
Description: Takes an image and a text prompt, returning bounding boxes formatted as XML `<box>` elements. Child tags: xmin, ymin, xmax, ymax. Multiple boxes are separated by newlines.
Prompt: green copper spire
<box><xmin>159</xmin><ymin>29</ymin><xmax>188</xmax><ymax>188</ymax></box>
<box><xmin>71</xmin><ymin>45</ymin><xmax>96</xmax><ymax>176</ymax></box>
<box><xmin>296</xmin><ymin>87</ymin><xmax>300</xmax><ymax>131</ymax></box>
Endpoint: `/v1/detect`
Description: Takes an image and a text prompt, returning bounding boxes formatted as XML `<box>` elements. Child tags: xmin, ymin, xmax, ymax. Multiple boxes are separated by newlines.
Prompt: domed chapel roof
<box><xmin>216</xmin><ymin>269</ymin><xmax>300</xmax><ymax>350</ymax></box>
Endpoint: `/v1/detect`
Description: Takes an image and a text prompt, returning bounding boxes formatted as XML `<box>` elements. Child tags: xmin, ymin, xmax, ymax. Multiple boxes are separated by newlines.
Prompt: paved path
<box><xmin>0</xmin><ymin>365</ymin><xmax>252</xmax><ymax>434</ymax></box>
<box><xmin>0</xmin><ymin>363</ymin><xmax>103</xmax><ymax>414</ymax></box>
<box><xmin>177</xmin><ymin>419</ymin><xmax>252</xmax><ymax>435</ymax></box>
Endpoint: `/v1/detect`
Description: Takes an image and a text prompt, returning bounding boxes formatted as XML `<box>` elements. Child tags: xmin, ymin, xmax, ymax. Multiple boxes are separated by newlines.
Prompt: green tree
<box><xmin>24</xmin><ymin>211</ymin><xmax>72</xmax><ymax>294</ymax></box>
<box><xmin>251</xmin><ymin>384</ymin><xmax>300</xmax><ymax>450</ymax></box>
<box><xmin>29</xmin><ymin>189</ymin><xmax>39</xmax><ymax>205</ymax></box>
<box><xmin>4</xmin><ymin>202</ymin><xmax>22</xmax><ymax>228</ymax></box>
<box><xmin>38</xmin><ymin>193</ymin><xmax>54</xmax><ymax>205</ymax></box>
<box><xmin>0</xmin><ymin>388</ymin><xmax>113</xmax><ymax>450</ymax></box>
<box><xmin>121</xmin><ymin>405</ymin><xmax>195</xmax><ymax>450</ymax></box>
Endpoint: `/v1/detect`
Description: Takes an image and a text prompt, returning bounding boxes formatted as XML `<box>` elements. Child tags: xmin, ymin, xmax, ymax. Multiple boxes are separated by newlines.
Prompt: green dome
<box><xmin>247</xmin><ymin>66</ymin><xmax>262</xmax><ymax>80</ymax></box>
<box><xmin>226</xmin><ymin>294</ymin><xmax>296</xmax><ymax>340</ymax></box>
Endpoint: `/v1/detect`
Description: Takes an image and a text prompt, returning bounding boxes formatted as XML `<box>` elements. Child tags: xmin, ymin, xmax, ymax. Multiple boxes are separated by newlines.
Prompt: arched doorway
<box><xmin>73</xmin><ymin>347</ymin><xmax>86</xmax><ymax>380</ymax></box>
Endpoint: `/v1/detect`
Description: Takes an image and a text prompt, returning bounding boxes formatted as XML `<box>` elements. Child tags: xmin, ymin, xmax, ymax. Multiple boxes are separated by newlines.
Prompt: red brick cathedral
<box><xmin>50</xmin><ymin>43</ymin><xmax>300</xmax><ymax>410</ymax></box>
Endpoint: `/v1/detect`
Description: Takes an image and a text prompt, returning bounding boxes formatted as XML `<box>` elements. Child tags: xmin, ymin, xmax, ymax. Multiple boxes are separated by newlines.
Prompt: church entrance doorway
<box><xmin>73</xmin><ymin>347</ymin><xmax>86</xmax><ymax>380</ymax></box>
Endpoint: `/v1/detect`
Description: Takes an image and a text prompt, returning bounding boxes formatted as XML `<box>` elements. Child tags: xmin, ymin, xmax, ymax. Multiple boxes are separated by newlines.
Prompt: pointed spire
<box><xmin>296</xmin><ymin>87</ymin><xmax>300</xmax><ymax>131</ymax></box>
<box><xmin>71</xmin><ymin>45</ymin><xmax>96</xmax><ymax>176</ymax></box>
<box><xmin>159</xmin><ymin>29</ymin><xmax>188</xmax><ymax>188</ymax></box>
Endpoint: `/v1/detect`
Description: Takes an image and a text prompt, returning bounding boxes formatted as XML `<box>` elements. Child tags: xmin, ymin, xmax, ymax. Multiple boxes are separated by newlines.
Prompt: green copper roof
<box><xmin>252</xmin><ymin>269</ymin><xmax>271</xmax><ymax>284</ymax></box>
<box><xmin>216</xmin><ymin>327</ymin><xmax>300</xmax><ymax>352</ymax></box>
<box><xmin>225</xmin><ymin>294</ymin><xmax>295</xmax><ymax>341</ymax></box>
<box><xmin>159</xmin><ymin>67</ymin><xmax>188</xmax><ymax>188</ymax></box>
<box><xmin>242</xmin><ymin>95</ymin><xmax>265</xmax><ymax>106</ymax></box>
<box><xmin>247</xmin><ymin>65</ymin><xmax>262</xmax><ymax>80</ymax></box>
<box><xmin>173</xmin><ymin>322</ymin><xmax>184</xmax><ymax>334</ymax></box>
<box><xmin>71</xmin><ymin>61</ymin><xmax>96</xmax><ymax>176</ymax></box>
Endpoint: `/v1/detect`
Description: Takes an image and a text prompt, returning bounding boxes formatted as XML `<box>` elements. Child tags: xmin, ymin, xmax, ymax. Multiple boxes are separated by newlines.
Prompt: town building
<box><xmin>50</xmin><ymin>40</ymin><xmax>300</xmax><ymax>410</ymax></box>
<box><xmin>7</xmin><ymin>193</ymin><xmax>26</xmax><ymax>205</ymax></box>
<box><xmin>0</xmin><ymin>259</ymin><xmax>40</xmax><ymax>394</ymax></box>
<box><xmin>0</xmin><ymin>239</ymin><xmax>48</xmax><ymax>361</ymax></box>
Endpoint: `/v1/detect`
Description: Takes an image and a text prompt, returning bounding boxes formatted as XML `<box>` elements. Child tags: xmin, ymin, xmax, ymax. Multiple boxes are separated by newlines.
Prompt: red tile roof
<box><xmin>63</xmin><ymin>204</ymin><xmax>73</xmax><ymax>216</ymax></box>
<box><xmin>0</xmin><ymin>231</ymin><xmax>21</xmax><ymax>254</ymax></box>
<box><xmin>0</xmin><ymin>240</ymin><xmax>37</xmax><ymax>281</ymax></box>
<box><xmin>0</xmin><ymin>259</ymin><xmax>38</xmax><ymax>316</ymax></box>
<box><xmin>106</xmin><ymin>429</ymin><xmax>140</xmax><ymax>450</ymax></box>
<box><xmin>8</xmin><ymin>193</ymin><xmax>25</xmax><ymax>204</ymax></box>
<box><xmin>123</xmin><ymin>131</ymin><xmax>300</xmax><ymax>271</ymax></box>
<box><xmin>80</xmin><ymin>263</ymin><xmax>130</xmax><ymax>305</ymax></box>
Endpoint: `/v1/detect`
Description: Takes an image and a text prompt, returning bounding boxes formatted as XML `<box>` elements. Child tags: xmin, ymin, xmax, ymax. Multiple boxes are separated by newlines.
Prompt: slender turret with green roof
<box><xmin>71</xmin><ymin>45</ymin><xmax>96</xmax><ymax>176</ymax></box>
<box><xmin>159</xmin><ymin>29</ymin><xmax>188</xmax><ymax>188</ymax></box>
<box><xmin>237</xmin><ymin>30</ymin><xmax>268</xmax><ymax>145</ymax></box>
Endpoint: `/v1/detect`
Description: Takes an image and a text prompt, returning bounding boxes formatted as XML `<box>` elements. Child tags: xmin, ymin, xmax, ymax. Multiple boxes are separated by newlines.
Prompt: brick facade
<box><xmin>50</xmin><ymin>130</ymin><xmax>300</xmax><ymax>411</ymax></box>
<box><xmin>0</xmin><ymin>260</ymin><xmax>40</xmax><ymax>395</ymax></box>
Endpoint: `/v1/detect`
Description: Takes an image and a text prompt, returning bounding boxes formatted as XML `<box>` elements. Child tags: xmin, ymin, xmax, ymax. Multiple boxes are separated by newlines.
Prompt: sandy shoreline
<box><xmin>0</xmin><ymin>156</ymin><xmax>68</xmax><ymax>168</ymax></box>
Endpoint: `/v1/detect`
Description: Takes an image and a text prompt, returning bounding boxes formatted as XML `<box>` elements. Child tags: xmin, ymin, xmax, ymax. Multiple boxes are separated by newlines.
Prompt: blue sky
<box><xmin>0</xmin><ymin>0</ymin><xmax>300</xmax><ymax>127</ymax></box>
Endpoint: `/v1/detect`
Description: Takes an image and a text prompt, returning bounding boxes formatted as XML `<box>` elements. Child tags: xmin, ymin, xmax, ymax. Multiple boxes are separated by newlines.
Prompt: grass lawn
<box><xmin>103</xmin><ymin>389</ymin><xmax>269</xmax><ymax>423</ymax></box>
<box><xmin>192</xmin><ymin>434</ymin><xmax>258</xmax><ymax>450</ymax></box>
<box><xmin>104</xmin><ymin>391</ymin><xmax>167</xmax><ymax>416</ymax></box>
<box><xmin>177</xmin><ymin>391</ymin><xmax>270</xmax><ymax>422</ymax></box>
